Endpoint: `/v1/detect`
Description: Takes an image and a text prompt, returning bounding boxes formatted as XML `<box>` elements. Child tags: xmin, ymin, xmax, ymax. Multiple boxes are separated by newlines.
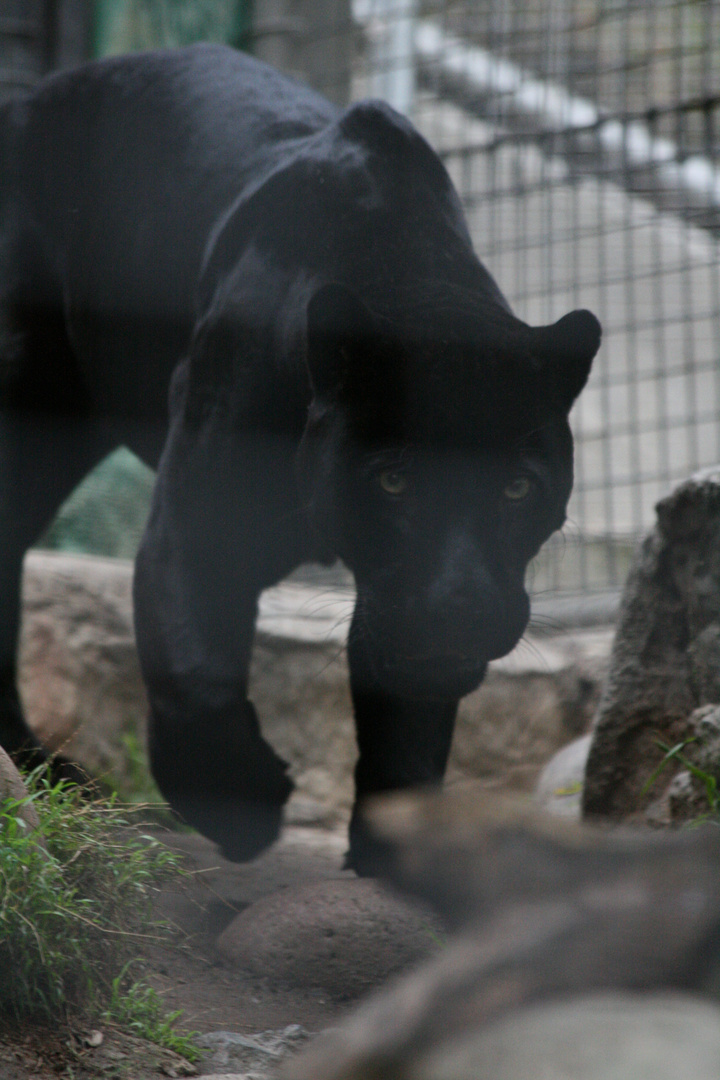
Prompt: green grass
<box><xmin>104</xmin><ymin>965</ymin><xmax>202</xmax><ymax>1062</ymax></box>
<box><xmin>0</xmin><ymin>769</ymin><xmax>197</xmax><ymax>1059</ymax></box>
<box><xmin>641</xmin><ymin>737</ymin><xmax>720</xmax><ymax>825</ymax></box>
<box><xmin>106</xmin><ymin>731</ymin><xmax>180</xmax><ymax>830</ymax></box>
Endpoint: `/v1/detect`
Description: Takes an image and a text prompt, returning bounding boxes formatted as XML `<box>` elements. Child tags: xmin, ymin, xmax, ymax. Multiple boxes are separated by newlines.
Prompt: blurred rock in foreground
<box><xmin>285</xmin><ymin>786</ymin><xmax>720</xmax><ymax>1080</ymax></box>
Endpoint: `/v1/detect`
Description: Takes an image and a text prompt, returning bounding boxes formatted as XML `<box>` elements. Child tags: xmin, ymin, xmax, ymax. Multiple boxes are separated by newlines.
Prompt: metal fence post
<box><xmin>252</xmin><ymin>0</ymin><xmax>352</xmax><ymax>105</ymax></box>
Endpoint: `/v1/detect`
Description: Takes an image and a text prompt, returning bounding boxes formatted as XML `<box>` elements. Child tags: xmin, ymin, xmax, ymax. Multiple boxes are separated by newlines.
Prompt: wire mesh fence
<box><xmin>354</xmin><ymin>0</ymin><xmax>720</xmax><ymax>598</ymax></box>
<box><xmin>3</xmin><ymin>0</ymin><xmax>719</xmax><ymax>603</ymax></box>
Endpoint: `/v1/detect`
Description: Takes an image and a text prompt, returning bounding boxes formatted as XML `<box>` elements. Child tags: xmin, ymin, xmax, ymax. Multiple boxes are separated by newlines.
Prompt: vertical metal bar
<box><xmin>367</xmin><ymin>0</ymin><xmax>416</xmax><ymax>115</ymax></box>
<box><xmin>43</xmin><ymin>0</ymin><xmax>59</xmax><ymax>71</ymax></box>
<box><xmin>704</xmin><ymin>2</ymin><xmax>720</xmax><ymax>477</ymax></box>
<box><xmin>619</xmin><ymin>0</ymin><xmax>641</xmax><ymax>542</ymax></box>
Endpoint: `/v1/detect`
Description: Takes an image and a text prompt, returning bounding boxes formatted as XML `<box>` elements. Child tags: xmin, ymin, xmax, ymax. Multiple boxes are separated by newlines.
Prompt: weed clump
<box><xmin>641</xmin><ymin>737</ymin><xmax>720</xmax><ymax>827</ymax></box>
<box><xmin>0</xmin><ymin>770</ymin><xmax>183</xmax><ymax>1029</ymax></box>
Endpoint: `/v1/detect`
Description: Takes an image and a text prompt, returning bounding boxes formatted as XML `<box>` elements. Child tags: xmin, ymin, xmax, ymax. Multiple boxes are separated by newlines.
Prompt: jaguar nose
<box><xmin>427</xmin><ymin>550</ymin><xmax>529</xmax><ymax>661</ymax></box>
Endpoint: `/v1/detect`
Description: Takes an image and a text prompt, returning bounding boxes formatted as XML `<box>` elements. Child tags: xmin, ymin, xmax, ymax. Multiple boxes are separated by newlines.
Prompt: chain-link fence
<box><xmin>353</xmin><ymin>0</ymin><xmax>720</xmax><ymax>600</ymax></box>
<box><xmin>3</xmin><ymin>1</ymin><xmax>719</xmax><ymax>605</ymax></box>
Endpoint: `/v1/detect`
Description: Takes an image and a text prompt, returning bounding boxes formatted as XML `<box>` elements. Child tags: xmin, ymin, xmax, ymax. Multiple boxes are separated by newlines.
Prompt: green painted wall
<box><xmin>92</xmin><ymin>0</ymin><xmax>252</xmax><ymax>56</ymax></box>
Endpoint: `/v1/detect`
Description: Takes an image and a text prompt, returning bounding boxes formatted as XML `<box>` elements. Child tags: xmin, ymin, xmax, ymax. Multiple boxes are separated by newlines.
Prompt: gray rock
<box><xmin>215</xmin><ymin>878</ymin><xmax>441</xmax><ymax>1001</ymax></box>
<box><xmin>396</xmin><ymin>993</ymin><xmax>720</xmax><ymax>1080</ymax></box>
<box><xmin>19</xmin><ymin>551</ymin><xmax>149</xmax><ymax>796</ymax></box>
<box><xmin>287</xmin><ymin>994</ymin><xmax>720</xmax><ymax>1080</ymax></box>
<box><xmin>583</xmin><ymin>466</ymin><xmax>720</xmax><ymax>821</ymax></box>
<box><xmin>199</xmin><ymin>1075</ymin><xmax>271</xmax><ymax>1080</ymax></box>
<box><xmin>362</xmin><ymin>784</ymin><xmax>720</xmax><ymax>936</ymax></box>
<box><xmin>19</xmin><ymin>551</ymin><xmax>610</xmax><ymax>819</ymax></box>
<box><xmin>689</xmin><ymin>703</ymin><xmax>720</xmax><ymax>773</ymax></box>
<box><xmin>650</xmin><ymin>704</ymin><xmax>720</xmax><ymax>823</ymax></box>
<box><xmin>248</xmin><ymin>622</ymin><xmax>356</xmax><ymax>831</ymax></box>
<box><xmin>448</xmin><ymin>640</ymin><xmax>605</xmax><ymax>793</ymax></box>
<box><xmin>196</xmin><ymin>1026</ymin><xmax>310</xmax><ymax>1077</ymax></box>
<box><xmin>284</xmin><ymin>787</ymin><xmax>720</xmax><ymax>1080</ymax></box>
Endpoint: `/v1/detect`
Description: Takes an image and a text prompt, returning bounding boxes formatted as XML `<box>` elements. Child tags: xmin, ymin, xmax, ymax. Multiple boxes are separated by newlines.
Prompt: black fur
<box><xmin>0</xmin><ymin>44</ymin><xmax>600</xmax><ymax>871</ymax></box>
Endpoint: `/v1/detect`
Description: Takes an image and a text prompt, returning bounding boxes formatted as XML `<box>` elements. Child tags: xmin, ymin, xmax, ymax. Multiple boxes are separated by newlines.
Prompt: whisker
<box><xmin>314</xmin><ymin>641</ymin><xmax>350</xmax><ymax>679</ymax></box>
<box><xmin>528</xmin><ymin>613</ymin><xmax>565</xmax><ymax>635</ymax></box>
<box><xmin>511</xmin><ymin>635</ymin><xmax>552</xmax><ymax>673</ymax></box>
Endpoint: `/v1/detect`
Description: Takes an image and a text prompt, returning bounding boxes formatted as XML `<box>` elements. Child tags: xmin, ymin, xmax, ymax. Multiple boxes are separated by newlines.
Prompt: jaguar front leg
<box><xmin>346</xmin><ymin>625</ymin><xmax>459</xmax><ymax>875</ymax></box>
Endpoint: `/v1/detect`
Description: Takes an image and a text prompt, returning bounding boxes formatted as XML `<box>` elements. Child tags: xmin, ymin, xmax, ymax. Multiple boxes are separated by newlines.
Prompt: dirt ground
<box><xmin>0</xmin><ymin>823</ymin><xmax>369</xmax><ymax>1080</ymax></box>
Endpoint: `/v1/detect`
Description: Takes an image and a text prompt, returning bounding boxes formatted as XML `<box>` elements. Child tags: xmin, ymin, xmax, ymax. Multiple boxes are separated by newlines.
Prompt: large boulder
<box><xmin>293</xmin><ymin>993</ymin><xmax>720</xmax><ymax>1080</ymax></box>
<box><xmin>284</xmin><ymin>786</ymin><xmax>720</xmax><ymax>1080</ymax></box>
<box><xmin>583</xmin><ymin>466</ymin><xmax>720</xmax><ymax>823</ymax></box>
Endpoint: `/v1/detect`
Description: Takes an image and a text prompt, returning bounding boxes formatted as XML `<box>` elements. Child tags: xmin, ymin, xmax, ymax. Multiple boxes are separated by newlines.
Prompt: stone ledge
<box><xmin>20</xmin><ymin>551</ymin><xmax>613</xmax><ymax>824</ymax></box>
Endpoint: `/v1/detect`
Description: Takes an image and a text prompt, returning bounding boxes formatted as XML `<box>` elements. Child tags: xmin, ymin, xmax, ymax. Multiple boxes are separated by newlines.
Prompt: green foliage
<box><xmin>0</xmin><ymin>772</ymin><xmax>184</xmax><ymax>1031</ymax></box>
<box><xmin>105</xmin><ymin>966</ymin><xmax>202</xmax><ymax>1062</ymax></box>
<box><xmin>641</xmin><ymin>738</ymin><xmax>720</xmax><ymax>825</ymax></box>
<box><xmin>422</xmin><ymin>922</ymin><xmax>448</xmax><ymax>950</ymax></box>
<box><xmin>118</xmin><ymin>731</ymin><xmax>158</xmax><ymax>802</ymax></box>
<box><xmin>39</xmin><ymin>447</ymin><xmax>154</xmax><ymax>560</ymax></box>
<box><xmin>107</xmin><ymin>732</ymin><xmax>179</xmax><ymax>831</ymax></box>
<box><xmin>93</xmin><ymin>0</ymin><xmax>251</xmax><ymax>57</ymax></box>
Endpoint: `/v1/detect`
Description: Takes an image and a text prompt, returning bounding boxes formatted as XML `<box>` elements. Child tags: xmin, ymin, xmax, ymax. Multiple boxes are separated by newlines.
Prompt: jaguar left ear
<box><xmin>306</xmin><ymin>282</ymin><xmax>376</xmax><ymax>404</ymax></box>
<box><xmin>531</xmin><ymin>309</ymin><xmax>601</xmax><ymax>411</ymax></box>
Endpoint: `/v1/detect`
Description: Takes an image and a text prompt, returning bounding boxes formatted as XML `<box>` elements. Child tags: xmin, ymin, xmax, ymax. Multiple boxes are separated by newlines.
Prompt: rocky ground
<box><xmin>5</xmin><ymin>803</ymin><xmax>720</xmax><ymax>1080</ymax></box>
<box><xmin>0</xmin><ymin>821</ymin><xmax>439</xmax><ymax>1080</ymax></box>
<box><xmin>4</xmin><ymin>551</ymin><xmax>614</xmax><ymax>1080</ymax></box>
<box><xmin>8</xmin><ymin>467</ymin><xmax>720</xmax><ymax>1078</ymax></box>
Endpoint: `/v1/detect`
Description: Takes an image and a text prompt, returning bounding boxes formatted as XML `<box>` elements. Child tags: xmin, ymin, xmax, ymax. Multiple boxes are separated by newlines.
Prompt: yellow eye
<box><xmin>379</xmin><ymin>470</ymin><xmax>407</xmax><ymax>496</ymax></box>
<box><xmin>504</xmin><ymin>475</ymin><xmax>531</xmax><ymax>501</ymax></box>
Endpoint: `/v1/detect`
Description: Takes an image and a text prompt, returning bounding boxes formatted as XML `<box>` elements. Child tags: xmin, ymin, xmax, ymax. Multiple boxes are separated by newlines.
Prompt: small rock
<box><xmin>200</xmin><ymin>1075</ymin><xmax>266</xmax><ymax>1080</ymax></box>
<box><xmin>583</xmin><ymin>466</ymin><xmax>720</xmax><ymax>822</ymax></box>
<box><xmin>665</xmin><ymin>769</ymin><xmax>698</xmax><ymax>821</ymax></box>
<box><xmin>687</xmin><ymin>703</ymin><xmax>720</xmax><ymax>774</ymax></box>
<box><xmin>653</xmin><ymin>703</ymin><xmax>720</xmax><ymax>823</ymax></box>
<box><xmin>196</xmin><ymin>1026</ymin><xmax>310</xmax><ymax>1077</ymax></box>
<box><xmin>159</xmin><ymin>1055</ymin><xmax>196</xmax><ymax>1077</ymax></box>
<box><xmin>215</xmin><ymin>880</ymin><xmax>441</xmax><ymax>1001</ymax></box>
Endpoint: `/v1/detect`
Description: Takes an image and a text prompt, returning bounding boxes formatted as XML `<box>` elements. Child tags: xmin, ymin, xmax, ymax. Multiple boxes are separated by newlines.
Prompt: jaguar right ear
<box><xmin>306</xmin><ymin>283</ymin><xmax>377</xmax><ymax>405</ymax></box>
<box><xmin>531</xmin><ymin>309</ymin><xmax>601</xmax><ymax>412</ymax></box>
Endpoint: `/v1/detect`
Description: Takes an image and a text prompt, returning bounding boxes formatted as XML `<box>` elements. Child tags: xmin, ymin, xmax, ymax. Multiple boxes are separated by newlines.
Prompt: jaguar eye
<box><xmin>379</xmin><ymin>470</ymin><xmax>407</xmax><ymax>496</ymax></box>
<box><xmin>504</xmin><ymin>475</ymin><xmax>531</xmax><ymax>501</ymax></box>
